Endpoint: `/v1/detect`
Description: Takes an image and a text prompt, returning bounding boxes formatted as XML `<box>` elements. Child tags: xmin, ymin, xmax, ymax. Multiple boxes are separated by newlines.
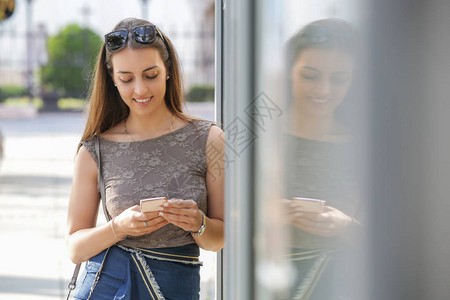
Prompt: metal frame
<box><xmin>221</xmin><ymin>0</ymin><xmax>256</xmax><ymax>299</ymax></box>
<box><xmin>214</xmin><ymin>0</ymin><xmax>224</xmax><ymax>299</ymax></box>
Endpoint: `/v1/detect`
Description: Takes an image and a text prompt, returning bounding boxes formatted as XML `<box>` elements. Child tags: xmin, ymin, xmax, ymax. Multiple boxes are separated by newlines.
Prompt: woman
<box><xmin>283</xmin><ymin>18</ymin><xmax>362</xmax><ymax>299</ymax></box>
<box><xmin>66</xmin><ymin>18</ymin><xmax>224</xmax><ymax>299</ymax></box>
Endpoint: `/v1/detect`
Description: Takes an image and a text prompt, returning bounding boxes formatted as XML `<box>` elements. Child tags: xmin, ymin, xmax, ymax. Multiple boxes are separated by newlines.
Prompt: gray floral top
<box><xmin>284</xmin><ymin>134</ymin><xmax>360</xmax><ymax>249</ymax></box>
<box><xmin>82</xmin><ymin>119</ymin><xmax>213</xmax><ymax>248</ymax></box>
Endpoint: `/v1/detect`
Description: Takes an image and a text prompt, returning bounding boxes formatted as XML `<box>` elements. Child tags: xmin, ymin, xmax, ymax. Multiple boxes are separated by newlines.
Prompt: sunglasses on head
<box><xmin>104</xmin><ymin>25</ymin><xmax>165</xmax><ymax>51</ymax></box>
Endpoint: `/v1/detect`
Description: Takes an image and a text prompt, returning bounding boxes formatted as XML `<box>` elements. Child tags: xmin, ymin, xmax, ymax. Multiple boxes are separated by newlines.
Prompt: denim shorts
<box><xmin>74</xmin><ymin>243</ymin><xmax>201</xmax><ymax>300</ymax></box>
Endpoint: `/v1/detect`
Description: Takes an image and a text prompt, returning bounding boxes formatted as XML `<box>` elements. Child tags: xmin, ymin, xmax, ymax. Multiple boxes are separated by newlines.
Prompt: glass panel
<box><xmin>252</xmin><ymin>1</ymin><xmax>368</xmax><ymax>299</ymax></box>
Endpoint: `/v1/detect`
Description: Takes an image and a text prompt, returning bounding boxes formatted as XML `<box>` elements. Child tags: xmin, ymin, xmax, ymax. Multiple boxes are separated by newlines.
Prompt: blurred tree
<box><xmin>42</xmin><ymin>24</ymin><xmax>102</xmax><ymax>97</ymax></box>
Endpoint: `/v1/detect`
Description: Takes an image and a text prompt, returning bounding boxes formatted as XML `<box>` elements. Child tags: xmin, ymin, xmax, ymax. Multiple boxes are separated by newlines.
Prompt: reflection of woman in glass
<box><xmin>284</xmin><ymin>18</ymin><xmax>361</xmax><ymax>299</ymax></box>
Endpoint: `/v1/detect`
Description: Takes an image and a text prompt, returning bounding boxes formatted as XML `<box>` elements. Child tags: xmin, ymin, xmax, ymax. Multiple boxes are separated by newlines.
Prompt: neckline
<box><xmin>98</xmin><ymin>121</ymin><xmax>192</xmax><ymax>144</ymax></box>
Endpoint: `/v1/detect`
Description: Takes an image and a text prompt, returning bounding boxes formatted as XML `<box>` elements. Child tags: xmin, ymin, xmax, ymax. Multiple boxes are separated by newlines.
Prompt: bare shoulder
<box><xmin>77</xmin><ymin>144</ymin><xmax>94</xmax><ymax>160</ymax></box>
<box><xmin>75</xmin><ymin>145</ymin><xmax>97</xmax><ymax>178</ymax></box>
<box><xmin>207</xmin><ymin>124</ymin><xmax>225</xmax><ymax>143</ymax></box>
<box><xmin>206</xmin><ymin>125</ymin><xmax>225</xmax><ymax>161</ymax></box>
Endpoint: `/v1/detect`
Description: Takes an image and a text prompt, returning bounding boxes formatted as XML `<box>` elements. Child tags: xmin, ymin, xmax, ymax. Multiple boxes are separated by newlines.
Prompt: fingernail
<box><xmin>158</xmin><ymin>206</ymin><xmax>164</xmax><ymax>210</ymax></box>
<box><xmin>159</xmin><ymin>212</ymin><xmax>164</xmax><ymax>216</ymax></box>
<box><xmin>163</xmin><ymin>202</ymin><xmax>169</xmax><ymax>207</ymax></box>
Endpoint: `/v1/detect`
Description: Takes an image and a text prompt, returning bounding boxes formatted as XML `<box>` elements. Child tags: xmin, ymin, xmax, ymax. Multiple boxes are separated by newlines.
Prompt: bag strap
<box><xmin>86</xmin><ymin>247</ymin><xmax>111</xmax><ymax>300</ymax></box>
<box><xmin>94</xmin><ymin>135</ymin><xmax>111</xmax><ymax>221</ymax></box>
<box><xmin>66</xmin><ymin>263</ymin><xmax>81</xmax><ymax>299</ymax></box>
<box><xmin>67</xmin><ymin>135</ymin><xmax>110</xmax><ymax>299</ymax></box>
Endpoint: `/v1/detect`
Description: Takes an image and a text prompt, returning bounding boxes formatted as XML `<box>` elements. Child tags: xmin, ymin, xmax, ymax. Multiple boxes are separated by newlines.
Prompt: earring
<box><xmin>166</xmin><ymin>75</ymin><xmax>170</xmax><ymax>80</ymax></box>
<box><xmin>114</xmin><ymin>83</ymin><xmax>117</xmax><ymax>87</ymax></box>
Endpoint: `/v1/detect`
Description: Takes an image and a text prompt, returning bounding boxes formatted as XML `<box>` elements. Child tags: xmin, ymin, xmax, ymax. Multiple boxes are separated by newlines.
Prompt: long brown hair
<box><xmin>79</xmin><ymin>18</ymin><xmax>187</xmax><ymax>149</ymax></box>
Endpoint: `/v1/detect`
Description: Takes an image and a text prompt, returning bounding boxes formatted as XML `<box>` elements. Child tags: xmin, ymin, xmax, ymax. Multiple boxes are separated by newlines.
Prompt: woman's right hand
<box><xmin>113</xmin><ymin>205</ymin><xmax>169</xmax><ymax>238</ymax></box>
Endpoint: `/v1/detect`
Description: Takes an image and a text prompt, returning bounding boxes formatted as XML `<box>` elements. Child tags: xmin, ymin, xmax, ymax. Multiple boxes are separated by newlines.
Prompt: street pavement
<box><xmin>0</xmin><ymin>102</ymin><xmax>216</xmax><ymax>300</ymax></box>
<box><xmin>0</xmin><ymin>112</ymin><xmax>83</xmax><ymax>300</ymax></box>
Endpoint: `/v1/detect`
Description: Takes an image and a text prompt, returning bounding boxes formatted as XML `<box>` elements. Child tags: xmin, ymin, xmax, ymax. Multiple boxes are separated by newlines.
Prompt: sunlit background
<box><xmin>0</xmin><ymin>0</ymin><xmax>215</xmax><ymax>299</ymax></box>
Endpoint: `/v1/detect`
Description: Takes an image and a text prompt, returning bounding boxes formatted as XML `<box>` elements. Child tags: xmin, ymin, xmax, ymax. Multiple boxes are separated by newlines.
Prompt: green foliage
<box><xmin>186</xmin><ymin>85</ymin><xmax>215</xmax><ymax>102</ymax></box>
<box><xmin>0</xmin><ymin>85</ymin><xmax>27</xmax><ymax>102</ymax></box>
<box><xmin>3</xmin><ymin>97</ymin><xmax>43</xmax><ymax>109</ymax></box>
<box><xmin>2</xmin><ymin>96</ymin><xmax>86</xmax><ymax>111</ymax></box>
<box><xmin>42</xmin><ymin>24</ymin><xmax>102</xmax><ymax>97</ymax></box>
<box><xmin>58</xmin><ymin>97</ymin><xmax>86</xmax><ymax>110</ymax></box>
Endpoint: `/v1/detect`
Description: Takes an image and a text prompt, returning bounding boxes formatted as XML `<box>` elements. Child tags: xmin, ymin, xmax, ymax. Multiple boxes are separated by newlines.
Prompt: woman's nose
<box><xmin>314</xmin><ymin>79</ymin><xmax>332</xmax><ymax>97</ymax></box>
<box><xmin>134</xmin><ymin>78</ymin><xmax>148</xmax><ymax>96</ymax></box>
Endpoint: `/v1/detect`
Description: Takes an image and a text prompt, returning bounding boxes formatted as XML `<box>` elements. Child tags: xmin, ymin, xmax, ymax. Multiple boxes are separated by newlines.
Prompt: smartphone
<box><xmin>291</xmin><ymin>197</ymin><xmax>326</xmax><ymax>213</ymax></box>
<box><xmin>140</xmin><ymin>197</ymin><xmax>167</xmax><ymax>212</ymax></box>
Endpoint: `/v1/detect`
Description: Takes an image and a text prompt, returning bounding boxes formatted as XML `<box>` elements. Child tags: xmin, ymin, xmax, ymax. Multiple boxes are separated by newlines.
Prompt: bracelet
<box><xmin>191</xmin><ymin>210</ymin><xmax>206</xmax><ymax>236</ymax></box>
<box><xmin>110</xmin><ymin>217</ymin><xmax>126</xmax><ymax>241</ymax></box>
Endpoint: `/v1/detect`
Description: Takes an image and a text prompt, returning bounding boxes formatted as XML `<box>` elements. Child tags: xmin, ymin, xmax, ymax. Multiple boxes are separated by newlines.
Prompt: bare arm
<box><xmin>66</xmin><ymin>145</ymin><xmax>116</xmax><ymax>264</ymax></box>
<box><xmin>66</xmin><ymin>146</ymin><xmax>168</xmax><ymax>264</ymax></box>
<box><xmin>195</xmin><ymin>125</ymin><xmax>225</xmax><ymax>251</ymax></box>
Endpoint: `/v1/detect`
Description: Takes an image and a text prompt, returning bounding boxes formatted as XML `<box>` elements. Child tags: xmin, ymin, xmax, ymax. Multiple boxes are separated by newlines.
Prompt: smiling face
<box><xmin>111</xmin><ymin>47</ymin><xmax>169</xmax><ymax>118</ymax></box>
<box><xmin>291</xmin><ymin>48</ymin><xmax>354</xmax><ymax>119</ymax></box>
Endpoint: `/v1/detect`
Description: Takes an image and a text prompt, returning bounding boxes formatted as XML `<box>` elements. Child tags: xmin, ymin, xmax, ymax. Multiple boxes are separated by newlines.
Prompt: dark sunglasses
<box><xmin>104</xmin><ymin>25</ymin><xmax>165</xmax><ymax>51</ymax></box>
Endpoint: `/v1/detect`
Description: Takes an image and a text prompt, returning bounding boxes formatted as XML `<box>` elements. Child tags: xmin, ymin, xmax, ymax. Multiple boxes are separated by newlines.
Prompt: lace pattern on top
<box><xmin>285</xmin><ymin>135</ymin><xmax>359</xmax><ymax>249</ymax></box>
<box><xmin>81</xmin><ymin>119</ymin><xmax>213</xmax><ymax>248</ymax></box>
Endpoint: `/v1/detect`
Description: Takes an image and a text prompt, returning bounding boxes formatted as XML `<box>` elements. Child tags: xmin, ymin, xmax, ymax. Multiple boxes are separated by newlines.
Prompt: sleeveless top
<box><xmin>284</xmin><ymin>134</ymin><xmax>360</xmax><ymax>249</ymax></box>
<box><xmin>81</xmin><ymin>119</ymin><xmax>213</xmax><ymax>249</ymax></box>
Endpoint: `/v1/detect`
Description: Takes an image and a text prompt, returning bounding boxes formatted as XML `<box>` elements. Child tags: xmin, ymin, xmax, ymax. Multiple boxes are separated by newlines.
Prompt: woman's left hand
<box><xmin>159</xmin><ymin>198</ymin><xmax>203</xmax><ymax>232</ymax></box>
<box><xmin>286</xmin><ymin>202</ymin><xmax>353</xmax><ymax>237</ymax></box>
